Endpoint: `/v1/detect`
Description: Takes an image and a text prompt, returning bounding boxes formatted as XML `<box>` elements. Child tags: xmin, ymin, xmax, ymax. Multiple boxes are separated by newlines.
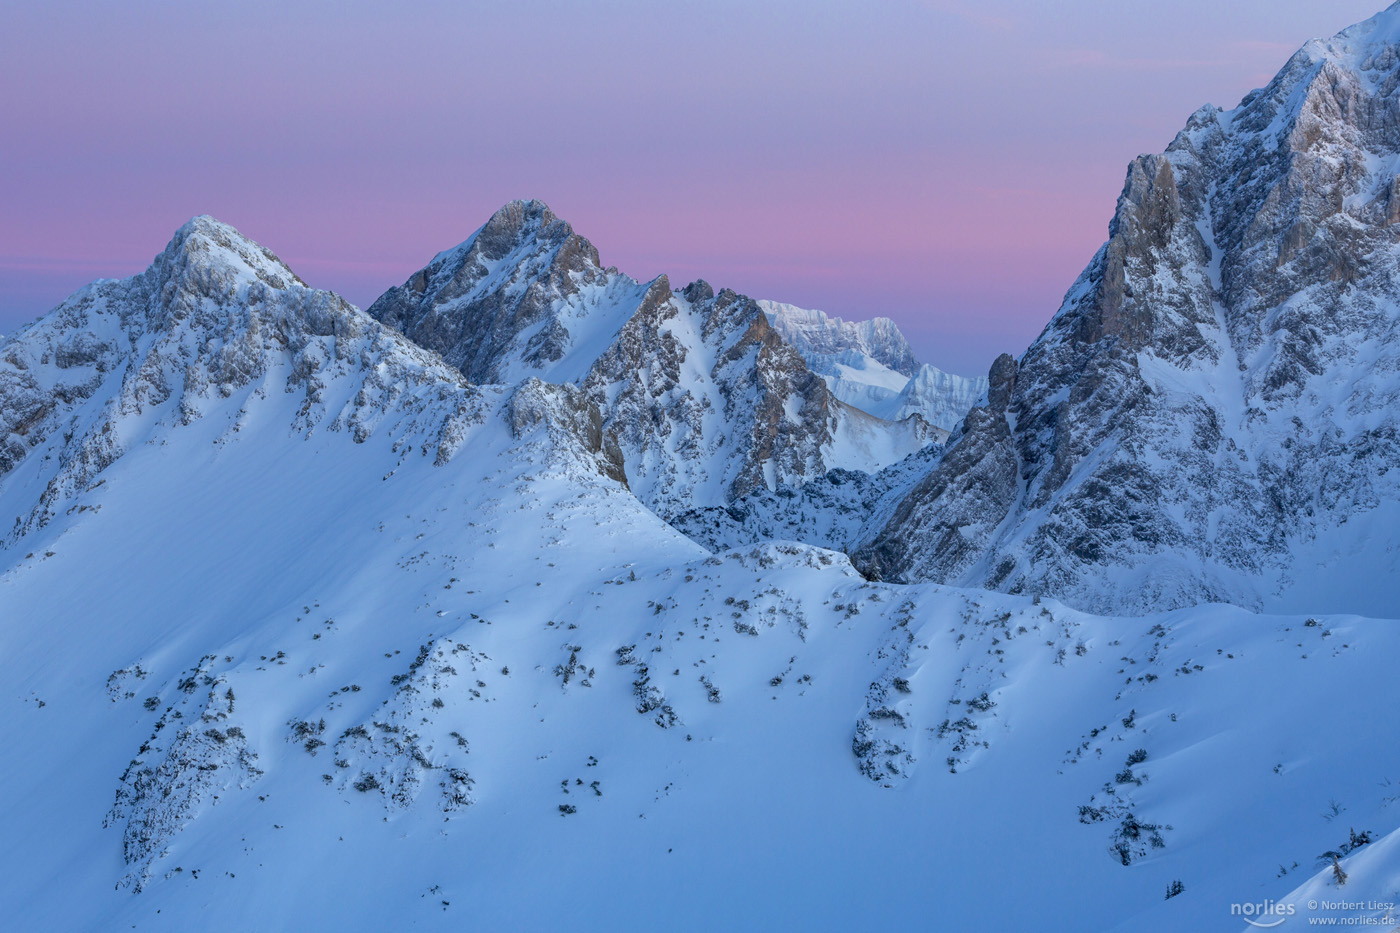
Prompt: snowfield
<box><xmin>2</xmin><ymin>381</ymin><xmax>1398</xmax><ymax>930</ymax></box>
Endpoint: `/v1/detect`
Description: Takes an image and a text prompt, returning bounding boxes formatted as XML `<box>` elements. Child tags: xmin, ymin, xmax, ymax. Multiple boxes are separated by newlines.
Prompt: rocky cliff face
<box><xmin>855</xmin><ymin>6</ymin><xmax>1400</xmax><ymax>615</ymax></box>
<box><xmin>580</xmin><ymin>278</ymin><xmax>847</xmax><ymax>511</ymax></box>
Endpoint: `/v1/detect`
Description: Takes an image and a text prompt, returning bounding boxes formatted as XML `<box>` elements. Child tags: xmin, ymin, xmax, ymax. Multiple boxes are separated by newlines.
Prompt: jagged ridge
<box><xmin>854</xmin><ymin>5</ymin><xmax>1400</xmax><ymax>615</ymax></box>
<box><xmin>366</xmin><ymin>203</ymin><xmax>937</xmax><ymax>514</ymax></box>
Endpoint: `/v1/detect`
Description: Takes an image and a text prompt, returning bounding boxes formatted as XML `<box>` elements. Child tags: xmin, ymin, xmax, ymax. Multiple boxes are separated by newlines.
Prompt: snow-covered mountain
<box><xmin>887</xmin><ymin>362</ymin><xmax>989</xmax><ymax>429</ymax></box>
<box><xmin>369</xmin><ymin>202</ymin><xmax>936</xmax><ymax>514</ymax></box>
<box><xmin>2</xmin><ymin>213</ymin><xmax>1398</xmax><ymax>932</ymax></box>
<box><xmin>0</xmin><ymin>217</ymin><xmax>512</xmax><ymax>537</ymax></box>
<box><xmin>367</xmin><ymin>199</ymin><xmax>642</xmax><ymax>386</ymax></box>
<box><xmin>759</xmin><ymin>300</ymin><xmax>920</xmax><ymax>376</ymax></box>
<box><xmin>759</xmin><ymin>300</ymin><xmax>987</xmax><ymax>431</ymax></box>
<box><xmin>6</xmin><ymin>10</ymin><xmax>1400</xmax><ymax>928</ymax></box>
<box><xmin>853</xmin><ymin>5</ymin><xmax>1400</xmax><ymax>616</ymax></box>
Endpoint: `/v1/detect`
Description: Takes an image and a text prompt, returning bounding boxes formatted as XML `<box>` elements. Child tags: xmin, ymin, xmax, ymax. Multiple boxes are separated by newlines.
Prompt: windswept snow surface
<box><xmin>2</xmin><ymin>390</ymin><xmax>1398</xmax><ymax>930</ymax></box>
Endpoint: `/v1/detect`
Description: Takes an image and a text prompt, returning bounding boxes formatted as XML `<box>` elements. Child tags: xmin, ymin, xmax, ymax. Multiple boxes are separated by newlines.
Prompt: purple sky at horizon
<box><xmin>0</xmin><ymin>0</ymin><xmax>1385</xmax><ymax>377</ymax></box>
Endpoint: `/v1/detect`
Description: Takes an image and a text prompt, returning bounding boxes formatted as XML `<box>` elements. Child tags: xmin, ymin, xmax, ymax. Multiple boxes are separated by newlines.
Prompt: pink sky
<box><xmin>0</xmin><ymin>0</ymin><xmax>1384</xmax><ymax>377</ymax></box>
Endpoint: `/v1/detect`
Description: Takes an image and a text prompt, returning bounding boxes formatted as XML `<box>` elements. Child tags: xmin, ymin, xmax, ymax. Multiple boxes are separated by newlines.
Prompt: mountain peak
<box><xmin>851</xmin><ymin>2</ymin><xmax>1400</xmax><ymax>614</ymax></box>
<box><xmin>1219</xmin><ymin>2</ymin><xmax>1400</xmax><ymax>135</ymax></box>
<box><xmin>428</xmin><ymin>199</ymin><xmax>592</xmax><ymax>271</ymax></box>
<box><xmin>759</xmin><ymin>300</ymin><xmax>921</xmax><ymax>377</ymax></box>
<box><xmin>368</xmin><ymin>200</ymin><xmax>616</xmax><ymax>383</ymax></box>
<box><xmin>155</xmin><ymin>215</ymin><xmax>304</xmax><ymax>293</ymax></box>
<box><xmin>483</xmin><ymin>197</ymin><xmax>561</xmax><ymax>231</ymax></box>
<box><xmin>474</xmin><ymin>199</ymin><xmax>572</xmax><ymax>253</ymax></box>
<box><xmin>1303</xmin><ymin>1</ymin><xmax>1400</xmax><ymax>71</ymax></box>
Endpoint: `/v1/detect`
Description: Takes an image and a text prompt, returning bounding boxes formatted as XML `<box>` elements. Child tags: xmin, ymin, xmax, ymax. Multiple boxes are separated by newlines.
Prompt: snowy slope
<box><xmin>1</xmin><ymin>212</ymin><xmax>1398</xmax><ymax>932</ymax></box>
<box><xmin>856</xmin><ymin>3</ymin><xmax>1400</xmax><ymax>615</ymax></box>
<box><xmin>816</xmin><ymin>350</ymin><xmax>911</xmax><ymax>413</ymax></box>
<box><xmin>887</xmin><ymin>362</ymin><xmax>989</xmax><ymax>429</ymax></box>
<box><xmin>2</xmin><ymin>345</ymin><xmax>1398</xmax><ymax>930</ymax></box>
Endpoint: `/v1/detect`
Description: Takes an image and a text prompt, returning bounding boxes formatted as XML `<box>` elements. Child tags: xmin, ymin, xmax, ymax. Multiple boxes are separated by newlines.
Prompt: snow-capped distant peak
<box><xmin>759</xmin><ymin>299</ymin><xmax>987</xmax><ymax>431</ymax></box>
<box><xmin>889</xmin><ymin>363</ymin><xmax>989</xmax><ymax>429</ymax></box>
<box><xmin>759</xmin><ymin>300</ymin><xmax>919</xmax><ymax>376</ymax></box>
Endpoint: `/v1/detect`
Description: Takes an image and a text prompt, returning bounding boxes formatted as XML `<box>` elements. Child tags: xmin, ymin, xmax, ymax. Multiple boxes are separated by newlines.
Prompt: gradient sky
<box><xmin>0</xmin><ymin>0</ymin><xmax>1386</xmax><ymax>377</ymax></box>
